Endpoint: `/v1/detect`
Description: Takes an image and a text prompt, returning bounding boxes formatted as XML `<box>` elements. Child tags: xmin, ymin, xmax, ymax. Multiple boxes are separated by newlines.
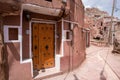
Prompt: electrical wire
<box><xmin>63</xmin><ymin>13</ymin><xmax>73</xmax><ymax>80</ymax></box>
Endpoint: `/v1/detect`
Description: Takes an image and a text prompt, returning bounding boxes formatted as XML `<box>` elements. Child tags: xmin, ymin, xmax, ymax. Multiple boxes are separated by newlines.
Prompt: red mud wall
<box><xmin>72</xmin><ymin>0</ymin><xmax>86</xmax><ymax>69</ymax></box>
<box><xmin>22</xmin><ymin>12</ymin><xmax>59</xmax><ymax>59</ymax></box>
<box><xmin>56</xmin><ymin>22</ymin><xmax>62</xmax><ymax>54</ymax></box>
<box><xmin>60</xmin><ymin>0</ymin><xmax>86</xmax><ymax>71</ymax></box>
<box><xmin>3</xmin><ymin>15</ymin><xmax>32</xmax><ymax>80</ymax></box>
<box><xmin>24</xmin><ymin>0</ymin><xmax>62</xmax><ymax>9</ymax></box>
<box><xmin>60</xmin><ymin>26</ymin><xmax>86</xmax><ymax>71</ymax></box>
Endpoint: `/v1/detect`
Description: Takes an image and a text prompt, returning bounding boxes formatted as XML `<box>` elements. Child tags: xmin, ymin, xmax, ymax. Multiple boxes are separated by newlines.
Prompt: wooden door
<box><xmin>32</xmin><ymin>23</ymin><xmax>55</xmax><ymax>70</ymax></box>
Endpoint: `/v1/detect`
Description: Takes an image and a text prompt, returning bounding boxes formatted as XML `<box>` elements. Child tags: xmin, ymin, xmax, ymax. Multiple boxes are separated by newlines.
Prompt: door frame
<box><xmin>29</xmin><ymin>20</ymin><xmax>59</xmax><ymax>74</ymax></box>
<box><xmin>31</xmin><ymin>21</ymin><xmax>56</xmax><ymax>69</ymax></box>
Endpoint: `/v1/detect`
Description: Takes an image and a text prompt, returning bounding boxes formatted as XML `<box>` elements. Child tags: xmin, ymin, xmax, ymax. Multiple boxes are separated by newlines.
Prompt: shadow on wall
<box><xmin>6</xmin><ymin>43</ymin><xmax>20</xmax><ymax>61</ymax></box>
<box><xmin>5</xmin><ymin>43</ymin><xmax>20</xmax><ymax>80</ymax></box>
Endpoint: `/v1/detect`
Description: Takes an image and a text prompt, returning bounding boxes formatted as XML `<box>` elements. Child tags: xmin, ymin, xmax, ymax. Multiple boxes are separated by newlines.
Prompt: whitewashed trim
<box><xmin>4</xmin><ymin>25</ymin><xmax>21</xmax><ymax>43</ymax></box>
<box><xmin>20</xmin><ymin>59</ymin><xmax>32</xmax><ymax>64</ymax></box>
<box><xmin>20</xmin><ymin>6</ymin><xmax>34</xmax><ymax>77</ymax></box>
<box><xmin>61</xmin><ymin>18</ymin><xmax>64</xmax><ymax>57</ymax></box>
<box><xmin>63</xmin><ymin>30</ymin><xmax>72</xmax><ymax>41</ymax></box>
<box><xmin>20</xmin><ymin>4</ymin><xmax>61</xmax><ymax>77</ymax></box>
<box><xmin>20</xmin><ymin>5</ymin><xmax>23</xmax><ymax>63</ymax></box>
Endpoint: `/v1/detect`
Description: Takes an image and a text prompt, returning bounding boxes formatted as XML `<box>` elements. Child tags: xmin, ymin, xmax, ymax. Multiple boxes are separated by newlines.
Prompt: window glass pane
<box><xmin>45</xmin><ymin>0</ymin><xmax>52</xmax><ymax>2</ymax></box>
<box><xmin>66</xmin><ymin>31</ymin><xmax>70</xmax><ymax>39</ymax></box>
<box><xmin>9</xmin><ymin>28</ymin><xmax>18</xmax><ymax>40</ymax></box>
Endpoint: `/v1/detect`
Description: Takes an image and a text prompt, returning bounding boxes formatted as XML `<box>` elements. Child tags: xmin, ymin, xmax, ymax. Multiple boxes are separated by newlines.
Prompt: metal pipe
<box><xmin>108</xmin><ymin>0</ymin><xmax>116</xmax><ymax>45</ymax></box>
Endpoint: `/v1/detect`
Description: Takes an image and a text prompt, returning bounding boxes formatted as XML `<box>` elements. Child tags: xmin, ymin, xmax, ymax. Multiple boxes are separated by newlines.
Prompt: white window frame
<box><xmin>4</xmin><ymin>25</ymin><xmax>21</xmax><ymax>43</ymax></box>
<box><xmin>63</xmin><ymin>30</ymin><xmax>72</xmax><ymax>41</ymax></box>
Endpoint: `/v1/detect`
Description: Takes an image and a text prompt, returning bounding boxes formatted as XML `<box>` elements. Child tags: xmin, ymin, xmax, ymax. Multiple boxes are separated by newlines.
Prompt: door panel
<box><xmin>32</xmin><ymin>23</ymin><xmax>55</xmax><ymax>70</ymax></box>
<box><xmin>32</xmin><ymin>23</ymin><xmax>40</xmax><ymax>69</ymax></box>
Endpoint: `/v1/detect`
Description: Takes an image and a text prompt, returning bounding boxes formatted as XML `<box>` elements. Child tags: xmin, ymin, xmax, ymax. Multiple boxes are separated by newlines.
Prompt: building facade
<box><xmin>0</xmin><ymin>0</ymin><xmax>85</xmax><ymax>80</ymax></box>
<box><xmin>85</xmin><ymin>8</ymin><xmax>120</xmax><ymax>46</ymax></box>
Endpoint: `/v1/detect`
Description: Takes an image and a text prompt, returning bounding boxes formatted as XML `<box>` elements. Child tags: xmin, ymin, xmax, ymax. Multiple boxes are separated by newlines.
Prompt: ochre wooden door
<box><xmin>32</xmin><ymin>23</ymin><xmax>55</xmax><ymax>70</ymax></box>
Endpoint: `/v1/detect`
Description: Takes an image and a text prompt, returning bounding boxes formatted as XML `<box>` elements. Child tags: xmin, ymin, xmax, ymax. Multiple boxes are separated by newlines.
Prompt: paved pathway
<box><xmin>99</xmin><ymin>46</ymin><xmax>120</xmax><ymax>79</ymax></box>
<box><xmin>43</xmin><ymin>45</ymin><xmax>119</xmax><ymax>80</ymax></box>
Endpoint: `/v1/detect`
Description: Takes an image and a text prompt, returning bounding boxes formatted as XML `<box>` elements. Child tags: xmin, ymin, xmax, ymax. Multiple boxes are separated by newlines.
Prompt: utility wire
<box><xmin>101</xmin><ymin>0</ymin><xmax>116</xmax><ymax>78</ymax></box>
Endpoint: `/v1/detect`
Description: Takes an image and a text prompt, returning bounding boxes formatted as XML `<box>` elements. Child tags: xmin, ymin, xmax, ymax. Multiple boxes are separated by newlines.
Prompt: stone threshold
<box><xmin>34</xmin><ymin>68</ymin><xmax>63</xmax><ymax>80</ymax></box>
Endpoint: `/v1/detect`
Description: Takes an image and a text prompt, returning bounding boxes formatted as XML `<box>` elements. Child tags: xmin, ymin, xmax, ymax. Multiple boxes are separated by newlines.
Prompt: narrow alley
<box><xmin>0</xmin><ymin>0</ymin><xmax>120</xmax><ymax>80</ymax></box>
<box><xmin>42</xmin><ymin>45</ymin><xmax>120</xmax><ymax>80</ymax></box>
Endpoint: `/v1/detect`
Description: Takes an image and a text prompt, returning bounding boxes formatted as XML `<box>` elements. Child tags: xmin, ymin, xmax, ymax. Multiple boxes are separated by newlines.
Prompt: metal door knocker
<box><xmin>45</xmin><ymin>45</ymin><xmax>49</xmax><ymax>50</ymax></box>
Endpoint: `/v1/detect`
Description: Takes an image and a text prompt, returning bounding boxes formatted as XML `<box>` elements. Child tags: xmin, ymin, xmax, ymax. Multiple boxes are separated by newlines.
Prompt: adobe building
<box><xmin>85</xmin><ymin>8</ymin><xmax>109</xmax><ymax>39</ymax></box>
<box><xmin>114</xmin><ymin>21</ymin><xmax>120</xmax><ymax>42</ymax></box>
<box><xmin>85</xmin><ymin>7</ymin><xmax>120</xmax><ymax>45</ymax></box>
<box><xmin>83</xmin><ymin>16</ymin><xmax>91</xmax><ymax>47</ymax></box>
<box><xmin>0</xmin><ymin>0</ymin><xmax>85</xmax><ymax>80</ymax></box>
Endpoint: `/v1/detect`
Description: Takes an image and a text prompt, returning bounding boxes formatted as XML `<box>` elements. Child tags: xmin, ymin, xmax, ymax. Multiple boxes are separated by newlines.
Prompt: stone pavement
<box><xmin>99</xmin><ymin>46</ymin><xmax>120</xmax><ymax>79</ymax></box>
<box><xmin>42</xmin><ymin>45</ymin><xmax>119</xmax><ymax>80</ymax></box>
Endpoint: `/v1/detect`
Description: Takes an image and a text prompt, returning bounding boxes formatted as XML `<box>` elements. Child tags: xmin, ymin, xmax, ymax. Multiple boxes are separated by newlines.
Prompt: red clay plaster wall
<box><xmin>60</xmin><ymin>0</ymin><xmax>85</xmax><ymax>71</ymax></box>
<box><xmin>3</xmin><ymin>15</ymin><xmax>32</xmax><ymax>80</ymax></box>
<box><xmin>24</xmin><ymin>0</ymin><xmax>62</xmax><ymax>9</ymax></box>
<box><xmin>4</xmin><ymin>43</ymin><xmax>32</xmax><ymax>80</ymax></box>
<box><xmin>22</xmin><ymin>12</ymin><xmax>60</xmax><ymax>59</ymax></box>
<box><xmin>56</xmin><ymin>22</ymin><xmax>62</xmax><ymax>54</ymax></box>
<box><xmin>2</xmin><ymin>0</ymin><xmax>86</xmax><ymax>79</ymax></box>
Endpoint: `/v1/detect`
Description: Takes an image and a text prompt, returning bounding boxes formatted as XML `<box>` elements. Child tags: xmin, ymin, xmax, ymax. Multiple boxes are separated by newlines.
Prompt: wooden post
<box><xmin>108</xmin><ymin>0</ymin><xmax>116</xmax><ymax>45</ymax></box>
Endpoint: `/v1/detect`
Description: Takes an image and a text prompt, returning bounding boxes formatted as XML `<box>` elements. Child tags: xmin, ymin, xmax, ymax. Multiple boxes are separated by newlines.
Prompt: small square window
<box><xmin>63</xmin><ymin>30</ymin><xmax>72</xmax><ymax>41</ymax></box>
<box><xmin>4</xmin><ymin>26</ymin><xmax>21</xmax><ymax>43</ymax></box>
<box><xmin>9</xmin><ymin>28</ymin><xmax>18</xmax><ymax>40</ymax></box>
